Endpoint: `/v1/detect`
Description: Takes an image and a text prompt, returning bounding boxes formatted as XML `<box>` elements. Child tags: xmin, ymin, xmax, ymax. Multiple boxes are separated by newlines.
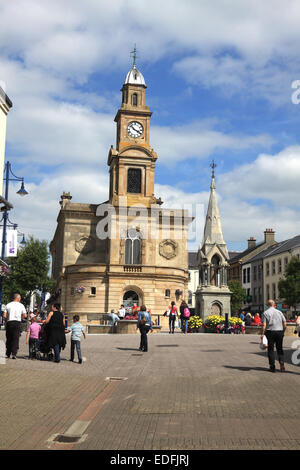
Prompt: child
<box><xmin>26</xmin><ymin>317</ymin><xmax>41</xmax><ymax>359</ymax></box>
<box><xmin>66</xmin><ymin>315</ymin><xmax>86</xmax><ymax>364</ymax></box>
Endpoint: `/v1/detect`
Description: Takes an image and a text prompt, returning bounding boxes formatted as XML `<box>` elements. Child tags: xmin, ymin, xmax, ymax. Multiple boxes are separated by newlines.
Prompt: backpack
<box><xmin>140</xmin><ymin>312</ymin><xmax>147</xmax><ymax>326</ymax></box>
<box><xmin>183</xmin><ymin>307</ymin><xmax>190</xmax><ymax>318</ymax></box>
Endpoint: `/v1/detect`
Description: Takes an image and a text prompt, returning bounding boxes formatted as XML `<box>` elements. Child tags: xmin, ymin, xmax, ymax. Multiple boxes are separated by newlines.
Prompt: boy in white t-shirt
<box><xmin>3</xmin><ymin>293</ymin><xmax>27</xmax><ymax>359</ymax></box>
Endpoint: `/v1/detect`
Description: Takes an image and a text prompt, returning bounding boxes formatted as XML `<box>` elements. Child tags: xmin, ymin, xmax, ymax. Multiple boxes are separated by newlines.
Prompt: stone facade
<box><xmin>50</xmin><ymin>63</ymin><xmax>192</xmax><ymax>328</ymax></box>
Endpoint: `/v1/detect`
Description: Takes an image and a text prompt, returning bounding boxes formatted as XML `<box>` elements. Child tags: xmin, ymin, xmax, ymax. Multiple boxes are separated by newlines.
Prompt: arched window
<box><xmin>125</xmin><ymin>229</ymin><xmax>142</xmax><ymax>265</ymax></box>
<box><xmin>132</xmin><ymin>93</ymin><xmax>138</xmax><ymax>106</ymax></box>
<box><xmin>127</xmin><ymin>168</ymin><xmax>142</xmax><ymax>194</ymax></box>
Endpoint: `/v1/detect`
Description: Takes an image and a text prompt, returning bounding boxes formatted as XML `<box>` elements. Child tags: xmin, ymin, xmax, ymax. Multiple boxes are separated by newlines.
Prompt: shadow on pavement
<box><xmin>116</xmin><ymin>347</ymin><xmax>140</xmax><ymax>351</ymax></box>
<box><xmin>224</xmin><ymin>364</ymin><xmax>300</xmax><ymax>375</ymax></box>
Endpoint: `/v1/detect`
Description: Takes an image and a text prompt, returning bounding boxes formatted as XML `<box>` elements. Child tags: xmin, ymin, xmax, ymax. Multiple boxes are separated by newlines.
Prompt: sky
<box><xmin>1</xmin><ymin>0</ymin><xmax>300</xmax><ymax>252</ymax></box>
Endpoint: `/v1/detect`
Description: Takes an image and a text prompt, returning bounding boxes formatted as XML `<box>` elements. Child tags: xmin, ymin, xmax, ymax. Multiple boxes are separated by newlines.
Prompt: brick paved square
<box><xmin>1</xmin><ymin>330</ymin><xmax>300</xmax><ymax>450</ymax></box>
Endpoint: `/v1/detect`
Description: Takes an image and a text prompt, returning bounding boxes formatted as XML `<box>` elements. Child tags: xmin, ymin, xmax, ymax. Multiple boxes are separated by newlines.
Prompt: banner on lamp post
<box><xmin>5</xmin><ymin>229</ymin><xmax>18</xmax><ymax>257</ymax></box>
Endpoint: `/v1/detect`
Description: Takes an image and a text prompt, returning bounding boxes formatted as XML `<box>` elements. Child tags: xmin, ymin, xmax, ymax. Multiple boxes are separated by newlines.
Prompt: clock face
<box><xmin>127</xmin><ymin>121</ymin><xmax>143</xmax><ymax>138</ymax></box>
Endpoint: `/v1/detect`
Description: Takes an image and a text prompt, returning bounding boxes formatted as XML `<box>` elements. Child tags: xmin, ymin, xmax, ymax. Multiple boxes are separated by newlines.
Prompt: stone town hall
<box><xmin>50</xmin><ymin>59</ymin><xmax>194</xmax><ymax>326</ymax></box>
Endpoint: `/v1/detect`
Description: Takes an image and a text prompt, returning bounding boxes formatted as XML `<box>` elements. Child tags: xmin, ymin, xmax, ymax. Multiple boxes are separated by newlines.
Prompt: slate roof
<box><xmin>229</xmin><ymin>242</ymin><xmax>264</xmax><ymax>263</ymax></box>
<box><xmin>188</xmin><ymin>252</ymin><xmax>198</xmax><ymax>269</ymax></box>
<box><xmin>246</xmin><ymin>235</ymin><xmax>300</xmax><ymax>263</ymax></box>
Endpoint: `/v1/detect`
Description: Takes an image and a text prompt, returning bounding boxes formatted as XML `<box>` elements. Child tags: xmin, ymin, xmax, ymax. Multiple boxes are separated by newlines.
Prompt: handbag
<box><xmin>140</xmin><ymin>313</ymin><xmax>147</xmax><ymax>326</ymax></box>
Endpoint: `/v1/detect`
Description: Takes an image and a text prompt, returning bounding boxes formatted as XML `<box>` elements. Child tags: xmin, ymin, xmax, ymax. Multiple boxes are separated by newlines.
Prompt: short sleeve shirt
<box><xmin>68</xmin><ymin>322</ymin><xmax>84</xmax><ymax>341</ymax></box>
<box><xmin>261</xmin><ymin>307</ymin><xmax>286</xmax><ymax>331</ymax></box>
<box><xmin>4</xmin><ymin>302</ymin><xmax>27</xmax><ymax>322</ymax></box>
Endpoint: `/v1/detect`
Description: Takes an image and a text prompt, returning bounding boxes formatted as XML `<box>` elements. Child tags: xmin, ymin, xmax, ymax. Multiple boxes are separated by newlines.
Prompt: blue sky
<box><xmin>1</xmin><ymin>0</ymin><xmax>300</xmax><ymax>251</ymax></box>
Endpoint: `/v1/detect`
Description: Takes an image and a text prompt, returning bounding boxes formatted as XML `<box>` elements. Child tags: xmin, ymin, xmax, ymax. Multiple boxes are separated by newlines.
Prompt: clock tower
<box><xmin>107</xmin><ymin>51</ymin><xmax>158</xmax><ymax>208</ymax></box>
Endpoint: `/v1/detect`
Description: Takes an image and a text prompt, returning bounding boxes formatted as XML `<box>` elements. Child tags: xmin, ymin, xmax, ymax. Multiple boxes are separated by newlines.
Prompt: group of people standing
<box><xmin>3</xmin><ymin>294</ymin><xmax>85</xmax><ymax>364</ymax></box>
<box><xmin>164</xmin><ymin>300</ymin><xmax>191</xmax><ymax>335</ymax></box>
<box><xmin>2</xmin><ymin>293</ymin><xmax>290</xmax><ymax>373</ymax></box>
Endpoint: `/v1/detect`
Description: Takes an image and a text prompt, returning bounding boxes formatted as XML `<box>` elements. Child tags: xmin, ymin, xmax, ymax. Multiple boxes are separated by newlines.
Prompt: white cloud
<box><xmin>220</xmin><ymin>146</ymin><xmax>300</xmax><ymax>207</ymax></box>
<box><xmin>152</xmin><ymin>121</ymin><xmax>274</xmax><ymax>165</ymax></box>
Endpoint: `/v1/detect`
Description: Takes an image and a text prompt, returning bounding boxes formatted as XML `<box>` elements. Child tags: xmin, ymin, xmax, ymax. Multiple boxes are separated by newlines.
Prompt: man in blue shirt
<box><xmin>137</xmin><ymin>306</ymin><xmax>152</xmax><ymax>352</ymax></box>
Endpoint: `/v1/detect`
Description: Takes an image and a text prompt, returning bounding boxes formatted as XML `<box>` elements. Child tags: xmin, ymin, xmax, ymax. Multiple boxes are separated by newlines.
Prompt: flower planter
<box><xmin>204</xmin><ymin>327</ymin><xmax>218</xmax><ymax>333</ymax></box>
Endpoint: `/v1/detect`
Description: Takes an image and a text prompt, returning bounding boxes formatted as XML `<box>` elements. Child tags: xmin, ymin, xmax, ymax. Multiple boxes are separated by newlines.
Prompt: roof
<box><xmin>246</xmin><ymin>234</ymin><xmax>300</xmax><ymax>263</ymax></box>
<box><xmin>228</xmin><ymin>251</ymin><xmax>241</xmax><ymax>260</ymax></box>
<box><xmin>0</xmin><ymin>86</ymin><xmax>12</xmax><ymax>109</ymax></box>
<box><xmin>188</xmin><ymin>251</ymin><xmax>198</xmax><ymax>269</ymax></box>
<box><xmin>124</xmin><ymin>65</ymin><xmax>146</xmax><ymax>86</ymax></box>
<box><xmin>229</xmin><ymin>242</ymin><xmax>264</xmax><ymax>263</ymax></box>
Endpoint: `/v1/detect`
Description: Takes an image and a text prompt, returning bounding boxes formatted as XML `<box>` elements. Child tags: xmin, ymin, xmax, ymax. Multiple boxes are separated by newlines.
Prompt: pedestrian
<box><xmin>240</xmin><ymin>311</ymin><xmax>245</xmax><ymax>322</ymax></box>
<box><xmin>253</xmin><ymin>313</ymin><xmax>261</xmax><ymax>325</ymax></box>
<box><xmin>3</xmin><ymin>293</ymin><xmax>27</xmax><ymax>359</ymax></box>
<box><xmin>66</xmin><ymin>315</ymin><xmax>86</xmax><ymax>364</ymax></box>
<box><xmin>109</xmin><ymin>309</ymin><xmax>119</xmax><ymax>325</ymax></box>
<box><xmin>261</xmin><ymin>299</ymin><xmax>287</xmax><ymax>373</ymax></box>
<box><xmin>26</xmin><ymin>317</ymin><xmax>41</xmax><ymax>359</ymax></box>
<box><xmin>168</xmin><ymin>301</ymin><xmax>178</xmax><ymax>334</ymax></box>
<box><xmin>245</xmin><ymin>312</ymin><xmax>253</xmax><ymax>326</ymax></box>
<box><xmin>137</xmin><ymin>305</ymin><xmax>152</xmax><ymax>352</ymax></box>
<box><xmin>132</xmin><ymin>302</ymin><xmax>139</xmax><ymax>316</ymax></box>
<box><xmin>180</xmin><ymin>300</ymin><xmax>190</xmax><ymax>334</ymax></box>
<box><xmin>118</xmin><ymin>304</ymin><xmax>126</xmax><ymax>319</ymax></box>
<box><xmin>43</xmin><ymin>303</ymin><xmax>66</xmax><ymax>363</ymax></box>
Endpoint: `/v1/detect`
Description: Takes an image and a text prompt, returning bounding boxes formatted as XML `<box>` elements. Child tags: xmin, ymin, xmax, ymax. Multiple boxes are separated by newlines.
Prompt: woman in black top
<box><xmin>43</xmin><ymin>303</ymin><xmax>66</xmax><ymax>363</ymax></box>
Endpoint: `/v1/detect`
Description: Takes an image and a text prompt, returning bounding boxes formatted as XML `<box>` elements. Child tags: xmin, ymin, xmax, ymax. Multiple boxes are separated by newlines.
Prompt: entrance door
<box><xmin>123</xmin><ymin>290</ymin><xmax>139</xmax><ymax>309</ymax></box>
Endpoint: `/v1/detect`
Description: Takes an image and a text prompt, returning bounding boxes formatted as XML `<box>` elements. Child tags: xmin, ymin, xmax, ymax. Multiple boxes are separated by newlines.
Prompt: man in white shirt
<box><xmin>3</xmin><ymin>293</ymin><xmax>27</xmax><ymax>359</ymax></box>
<box><xmin>261</xmin><ymin>299</ymin><xmax>286</xmax><ymax>373</ymax></box>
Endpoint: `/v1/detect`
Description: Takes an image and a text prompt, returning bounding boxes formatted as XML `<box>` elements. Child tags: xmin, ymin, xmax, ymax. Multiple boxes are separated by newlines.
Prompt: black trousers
<box><xmin>6</xmin><ymin>321</ymin><xmax>21</xmax><ymax>356</ymax></box>
<box><xmin>139</xmin><ymin>325</ymin><xmax>150</xmax><ymax>351</ymax></box>
<box><xmin>265</xmin><ymin>330</ymin><xmax>284</xmax><ymax>367</ymax></box>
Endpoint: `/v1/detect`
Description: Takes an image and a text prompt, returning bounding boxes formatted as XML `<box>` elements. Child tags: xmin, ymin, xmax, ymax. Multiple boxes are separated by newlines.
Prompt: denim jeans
<box><xmin>29</xmin><ymin>338</ymin><xmax>39</xmax><ymax>358</ymax></box>
<box><xmin>53</xmin><ymin>344</ymin><xmax>61</xmax><ymax>362</ymax></box>
<box><xmin>71</xmin><ymin>340</ymin><xmax>82</xmax><ymax>361</ymax></box>
<box><xmin>184</xmin><ymin>319</ymin><xmax>188</xmax><ymax>333</ymax></box>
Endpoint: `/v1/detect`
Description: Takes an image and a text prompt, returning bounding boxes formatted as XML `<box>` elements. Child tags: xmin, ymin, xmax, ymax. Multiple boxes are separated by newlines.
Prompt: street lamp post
<box><xmin>0</xmin><ymin>161</ymin><xmax>28</xmax><ymax>324</ymax></box>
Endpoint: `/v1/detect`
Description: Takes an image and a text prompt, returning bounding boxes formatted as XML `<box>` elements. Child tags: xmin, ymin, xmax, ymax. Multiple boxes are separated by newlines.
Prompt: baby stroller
<box><xmin>39</xmin><ymin>324</ymin><xmax>54</xmax><ymax>361</ymax></box>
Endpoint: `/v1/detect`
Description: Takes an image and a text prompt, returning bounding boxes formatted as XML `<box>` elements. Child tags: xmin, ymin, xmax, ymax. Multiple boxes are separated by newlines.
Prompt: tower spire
<box><xmin>130</xmin><ymin>44</ymin><xmax>138</xmax><ymax>68</ymax></box>
<box><xmin>202</xmin><ymin>161</ymin><xmax>226</xmax><ymax>248</ymax></box>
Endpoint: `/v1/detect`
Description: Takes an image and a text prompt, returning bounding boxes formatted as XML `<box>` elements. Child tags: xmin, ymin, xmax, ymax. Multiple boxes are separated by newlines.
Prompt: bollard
<box><xmin>225</xmin><ymin>313</ymin><xmax>229</xmax><ymax>334</ymax></box>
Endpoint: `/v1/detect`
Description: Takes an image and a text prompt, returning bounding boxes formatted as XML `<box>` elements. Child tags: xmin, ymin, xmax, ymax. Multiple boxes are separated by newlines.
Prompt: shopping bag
<box><xmin>260</xmin><ymin>335</ymin><xmax>268</xmax><ymax>350</ymax></box>
<box><xmin>175</xmin><ymin>320</ymin><xmax>179</xmax><ymax>329</ymax></box>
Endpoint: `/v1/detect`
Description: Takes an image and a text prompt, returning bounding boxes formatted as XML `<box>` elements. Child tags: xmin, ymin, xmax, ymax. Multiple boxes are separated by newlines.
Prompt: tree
<box><xmin>278</xmin><ymin>256</ymin><xmax>300</xmax><ymax>311</ymax></box>
<box><xmin>2</xmin><ymin>236</ymin><xmax>55</xmax><ymax>307</ymax></box>
<box><xmin>228</xmin><ymin>280</ymin><xmax>246</xmax><ymax>314</ymax></box>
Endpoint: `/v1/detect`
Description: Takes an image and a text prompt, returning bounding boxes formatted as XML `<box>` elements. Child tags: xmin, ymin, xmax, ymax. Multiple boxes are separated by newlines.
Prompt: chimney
<box><xmin>248</xmin><ymin>237</ymin><xmax>256</xmax><ymax>249</ymax></box>
<box><xmin>264</xmin><ymin>228</ymin><xmax>275</xmax><ymax>244</ymax></box>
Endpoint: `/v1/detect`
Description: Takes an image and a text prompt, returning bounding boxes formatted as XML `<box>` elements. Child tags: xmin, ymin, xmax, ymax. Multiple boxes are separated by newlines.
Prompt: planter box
<box><xmin>245</xmin><ymin>324</ymin><xmax>297</xmax><ymax>337</ymax></box>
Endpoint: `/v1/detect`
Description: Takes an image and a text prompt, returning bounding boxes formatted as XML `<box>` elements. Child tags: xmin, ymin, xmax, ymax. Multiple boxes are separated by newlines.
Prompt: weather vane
<box><xmin>210</xmin><ymin>160</ymin><xmax>217</xmax><ymax>178</ymax></box>
<box><xmin>130</xmin><ymin>44</ymin><xmax>138</xmax><ymax>67</ymax></box>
